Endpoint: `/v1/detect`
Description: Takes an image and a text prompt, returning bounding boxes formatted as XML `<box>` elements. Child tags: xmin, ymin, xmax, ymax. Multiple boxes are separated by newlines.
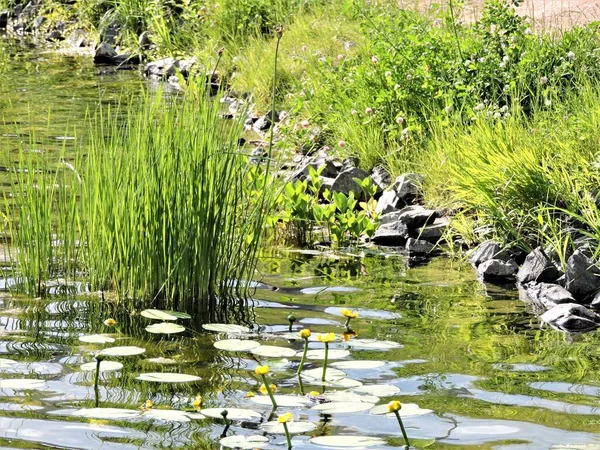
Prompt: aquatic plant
<box><xmin>388</xmin><ymin>400</ymin><xmax>410</xmax><ymax>448</ymax></box>
<box><xmin>287</xmin><ymin>314</ymin><xmax>296</xmax><ymax>332</ymax></box>
<box><xmin>278</xmin><ymin>412</ymin><xmax>293</xmax><ymax>449</ymax></box>
<box><xmin>317</xmin><ymin>332</ymin><xmax>335</xmax><ymax>381</ymax></box>
<box><xmin>341</xmin><ymin>309</ymin><xmax>358</xmax><ymax>330</ymax></box>
<box><xmin>296</xmin><ymin>328</ymin><xmax>311</xmax><ymax>376</ymax></box>
<box><xmin>255</xmin><ymin>365</ymin><xmax>278</xmax><ymax>409</ymax></box>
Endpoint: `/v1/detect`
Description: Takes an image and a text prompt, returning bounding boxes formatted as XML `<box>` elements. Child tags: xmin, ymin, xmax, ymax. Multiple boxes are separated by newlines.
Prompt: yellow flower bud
<box><xmin>299</xmin><ymin>328</ymin><xmax>311</xmax><ymax>339</ymax></box>
<box><xmin>103</xmin><ymin>318</ymin><xmax>117</xmax><ymax>327</ymax></box>
<box><xmin>192</xmin><ymin>395</ymin><xmax>203</xmax><ymax>410</ymax></box>
<box><xmin>144</xmin><ymin>400</ymin><xmax>153</xmax><ymax>409</ymax></box>
<box><xmin>259</xmin><ymin>384</ymin><xmax>278</xmax><ymax>395</ymax></box>
<box><xmin>341</xmin><ymin>308</ymin><xmax>359</xmax><ymax>319</ymax></box>
<box><xmin>308</xmin><ymin>391</ymin><xmax>321</xmax><ymax>397</ymax></box>
<box><xmin>317</xmin><ymin>332</ymin><xmax>336</xmax><ymax>343</ymax></box>
<box><xmin>255</xmin><ymin>365</ymin><xmax>269</xmax><ymax>375</ymax></box>
<box><xmin>388</xmin><ymin>400</ymin><xmax>402</xmax><ymax>412</ymax></box>
<box><xmin>278</xmin><ymin>412</ymin><xmax>293</xmax><ymax>423</ymax></box>
<box><xmin>245</xmin><ymin>391</ymin><xmax>255</xmax><ymax>398</ymax></box>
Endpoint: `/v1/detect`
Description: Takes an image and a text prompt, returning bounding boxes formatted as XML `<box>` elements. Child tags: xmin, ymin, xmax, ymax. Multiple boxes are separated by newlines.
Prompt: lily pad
<box><xmin>370</xmin><ymin>402</ymin><xmax>433</xmax><ymax>416</ymax></box>
<box><xmin>69</xmin><ymin>408</ymin><xmax>140</xmax><ymax>419</ymax></box>
<box><xmin>80</xmin><ymin>361</ymin><xmax>123</xmax><ymax>372</ymax></box>
<box><xmin>140</xmin><ymin>309</ymin><xmax>191</xmax><ymax>321</ymax></box>
<box><xmin>250</xmin><ymin>395</ymin><xmax>311</xmax><ymax>407</ymax></box>
<box><xmin>310</xmin><ymin>436</ymin><xmax>385</xmax><ymax>447</ymax></box>
<box><xmin>214</xmin><ymin>339</ymin><xmax>260</xmax><ymax>352</ymax></box>
<box><xmin>136</xmin><ymin>373</ymin><xmax>201</xmax><ymax>383</ymax></box>
<box><xmin>327</xmin><ymin>378</ymin><xmax>363</xmax><ymax>388</ymax></box>
<box><xmin>0</xmin><ymin>379</ymin><xmax>47</xmax><ymax>390</ymax></box>
<box><xmin>312</xmin><ymin>401</ymin><xmax>375</xmax><ymax>414</ymax></box>
<box><xmin>345</xmin><ymin>339</ymin><xmax>402</xmax><ymax>350</ymax></box>
<box><xmin>200</xmin><ymin>408</ymin><xmax>262</xmax><ymax>420</ymax></box>
<box><xmin>261</xmin><ymin>420</ymin><xmax>317</xmax><ymax>434</ymax></box>
<box><xmin>302</xmin><ymin>368</ymin><xmax>346</xmax><ymax>382</ymax></box>
<box><xmin>323</xmin><ymin>391</ymin><xmax>379</xmax><ymax>404</ymax></box>
<box><xmin>220</xmin><ymin>435</ymin><xmax>269</xmax><ymax>449</ymax></box>
<box><xmin>143</xmin><ymin>409</ymin><xmax>204</xmax><ymax>422</ymax></box>
<box><xmin>203</xmin><ymin>323</ymin><xmax>250</xmax><ymax>333</ymax></box>
<box><xmin>78</xmin><ymin>334</ymin><xmax>115</xmax><ymax>344</ymax></box>
<box><xmin>251</xmin><ymin>345</ymin><xmax>296</xmax><ymax>358</ymax></box>
<box><xmin>301</xmin><ymin>349</ymin><xmax>350</xmax><ymax>360</ymax></box>
<box><xmin>331</xmin><ymin>360</ymin><xmax>386</xmax><ymax>370</ymax></box>
<box><xmin>145</xmin><ymin>322</ymin><xmax>186</xmax><ymax>334</ymax></box>
<box><xmin>0</xmin><ymin>358</ymin><xmax>18</xmax><ymax>367</ymax></box>
<box><xmin>100</xmin><ymin>346</ymin><xmax>146</xmax><ymax>357</ymax></box>
<box><xmin>144</xmin><ymin>357</ymin><xmax>178</xmax><ymax>365</ymax></box>
<box><xmin>352</xmin><ymin>384</ymin><xmax>400</xmax><ymax>396</ymax></box>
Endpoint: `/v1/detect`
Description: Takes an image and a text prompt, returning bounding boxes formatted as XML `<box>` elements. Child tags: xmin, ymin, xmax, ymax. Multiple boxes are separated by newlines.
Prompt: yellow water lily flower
<box><xmin>192</xmin><ymin>395</ymin><xmax>203</xmax><ymax>410</ymax></box>
<box><xmin>143</xmin><ymin>400</ymin><xmax>153</xmax><ymax>410</ymax></box>
<box><xmin>103</xmin><ymin>318</ymin><xmax>117</xmax><ymax>327</ymax></box>
<box><xmin>299</xmin><ymin>328</ymin><xmax>311</xmax><ymax>339</ymax></box>
<box><xmin>278</xmin><ymin>412</ymin><xmax>293</xmax><ymax>423</ymax></box>
<box><xmin>308</xmin><ymin>391</ymin><xmax>321</xmax><ymax>397</ymax></box>
<box><xmin>341</xmin><ymin>308</ymin><xmax>359</xmax><ymax>319</ymax></box>
<box><xmin>388</xmin><ymin>400</ymin><xmax>402</xmax><ymax>412</ymax></box>
<box><xmin>342</xmin><ymin>330</ymin><xmax>357</xmax><ymax>342</ymax></box>
<box><xmin>317</xmin><ymin>332</ymin><xmax>336</xmax><ymax>343</ymax></box>
<box><xmin>255</xmin><ymin>365</ymin><xmax>269</xmax><ymax>375</ymax></box>
<box><xmin>245</xmin><ymin>391</ymin><xmax>255</xmax><ymax>398</ymax></box>
<box><xmin>260</xmin><ymin>383</ymin><xmax>278</xmax><ymax>395</ymax></box>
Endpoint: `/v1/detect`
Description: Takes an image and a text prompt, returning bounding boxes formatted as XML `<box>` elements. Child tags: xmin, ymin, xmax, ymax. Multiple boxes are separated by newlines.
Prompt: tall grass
<box><xmin>3</xmin><ymin>82</ymin><xmax>272</xmax><ymax>316</ymax></box>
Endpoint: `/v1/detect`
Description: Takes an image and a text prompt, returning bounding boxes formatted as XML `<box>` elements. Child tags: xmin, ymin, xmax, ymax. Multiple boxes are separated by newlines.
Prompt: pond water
<box><xmin>1</xmin><ymin>45</ymin><xmax>600</xmax><ymax>450</ymax></box>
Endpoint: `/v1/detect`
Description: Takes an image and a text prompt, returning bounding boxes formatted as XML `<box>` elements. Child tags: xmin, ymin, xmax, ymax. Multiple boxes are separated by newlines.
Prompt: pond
<box><xmin>1</xmin><ymin>46</ymin><xmax>600</xmax><ymax>450</ymax></box>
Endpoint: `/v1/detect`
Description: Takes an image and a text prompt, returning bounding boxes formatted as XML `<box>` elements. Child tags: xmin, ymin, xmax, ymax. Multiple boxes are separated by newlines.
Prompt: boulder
<box><xmin>340</xmin><ymin>157</ymin><xmax>359</xmax><ymax>172</ymax></box>
<box><xmin>32</xmin><ymin>15</ymin><xmax>44</xmax><ymax>30</ymax></box>
<box><xmin>331</xmin><ymin>167</ymin><xmax>370</xmax><ymax>197</ymax></box>
<box><xmin>292</xmin><ymin>152</ymin><xmax>339</xmax><ymax>181</ymax></box>
<box><xmin>540</xmin><ymin>303</ymin><xmax>600</xmax><ymax>333</ymax></box>
<box><xmin>591</xmin><ymin>292</ymin><xmax>600</xmax><ymax>309</ymax></box>
<box><xmin>253</xmin><ymin>114</ymin><xmax>272</xmax><ymax>131</ymax></box>
<box><xmin>371</xmin><ymin>165</ymin><xmax>392</xmax><ymax>191</ymax></box>
<box><xmin>396</xmin><ymin>205</ymin><xmax>437</xmax><ymax>229</ymax></box>
<box><xmin>66</xmin><ymin>29</ymin><xmax>87</xmax><ymax>48</ymax></box>
<box><xmin>138</xmin><ymin>30</ymin><xmax>151</xmax><ymax>50</ymax></box>
<box><xmin>469</xmin><ymin>241</ymin><xmax>504</xmax><ymax>267</ymax></box>
<box><xmin>0</xmin><ymin>11</ymin><xmax>8</xmax><ymax>30</ymax></box>
<box><xmin>517</xmin><ymin>247</ymin><xmax>562</xmax><ymax>284</ymax></box>
<box><xmin>390</xmin><ymin>172</ymin><xmax>422</xmax><ymax>205</ymax></box>
<box><xmin>412</xmin><ymin>218</ymin><xmax>450</xmax><ymax>242</ymax></box>
<box><xmin>564</xmin><ymin>250</ymin><xmax>600</xmax><ymax>298</ymax></box>
<box><xmin>406</xmin><ymin>238</ymin><xmax>435</xmax><ymax>255</ymax></box>
<box><xmin>144</xmin><ymin>57</ymin><xmax>196</xmax><ymax>80</ymax></box>
<box><xmin>46</xmin><ymin>29</ymin><xmax>63</xmax><ymax>41</ymax></box>
<box><xmin>94</xmin><ymin>42</ymin><xmax>117</xmax><ymax>64</ymax></box>
<box><xmin>372</xmin><ymin>221</ymin><xmax>409</xmax><ymax>246</ymax></box>
<box><xmin>525</xmin><ymin>282</ymin><xmax>575</xmax><ymax>309</ymax></box>
<box><xmin>375</xmin><ymin>190</ymin><xmax>401</xmax><ymax>215</ymax></box>
<box><xmin>477</xmin><ymin>259</ymin><xmax>518</xmax><ymax>281</ymax></box>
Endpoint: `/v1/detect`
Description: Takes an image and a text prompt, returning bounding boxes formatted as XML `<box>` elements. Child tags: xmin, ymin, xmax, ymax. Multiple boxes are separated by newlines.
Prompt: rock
<box><xmin>340</xmin><ymin>157</ymin><xmax>359</xmax><ymax>172</ymax></box>
<box><xmin>372</xmin><ymin>221</ymin><xmax>409</xmax><ymax>246</ymax></box>
<box><xmin>248</xmin><ymin>147</ymin><xmax>267</xmax><ymax>163</ymax></box>
<box><xmin>517</xmin><ymin>247</ymin><xmax>562</xmax><ymax>284</ymax></box>
<box><xmin>564</xmin><ymin>250</ymin><xmax>600</xmax><ymax>298</ymax></box>
<box><xmin>318</xmin><ymin>177</ymin><xmax>335</xmax><ymax>198</ymax></box>
<box><xmin>375</xmin><ymin>190</ymin><xmax>401</xmax><ymax>215</ymax></box>
<box><xmin>46</xmin><ymin>29</ymin><xmax>63</xmax><ymax>41</ymax></box>
<box><xmin>390</xmin><ymin>172</ymin><xmax>422</xmax><ymax>205</ymax></box>
<box><xmin>540</xmin><ymin>303</ymin><xmax>600</xmax><ymax>333</ymax></box>
<box><xmin>138</xmin><ymin>31</ymin><xmax>151</xmax><ymax>50</ymax></box>
<box><xmin>331</xmin><ymin>167</ymin><xmax>370</xmax><ymax>197</ymax></box>
<box><xmin>395</xmin><ymin>205</ymin><xmax>437</xmax><ymax>229</ymax></box>
<box><xmin>406</xmin><ymin>238</ymin><xmax>435</xmax><ymax>255</ymax></box>
<box><xmin>469</xmin><ymin>241</ymin><xmax>503</xmax><ymax>267</ymax></box>
<box><xmin>412</xmin><ymin>218</ymin><xmax>450</xmax><ymax>242</ymax></box>
<box><xmin>32</xmin><ymin>15</ymin><xmax>44</xmax><ymax>30</ymax></box>
<box><xmin>102</xmin><ymin>21</ymin><xmax>120</xmax><ymax>45</ymax></box>
<box><xmin>525</xmin><ymin>282</ymin><xmax>575</xmax><ymax>309</ymax></box>
<box><xmin>144</xmin><ymin>57</ymin><xmax>196</xmax><ymax>80</ymax></box>
<box><xmin>0</xmin><ymin>11</ymin><xmax>8</xmax><ymax>30</ymax></box>
<box><xmin>66</xmin><ymin>29</ymin><xmax>87</xmax><ymax>48</ymax></box>
<box><xmin>371</xmin><ymin>165</ymin><xmax>392</xmax><ymax>191</ymax></box>
<box><xmin>292</xmin><ymin>152</ymin><xmax>339</xmax><ymax>181</ymax></box>
<box><xmin>94</xmin><ymin>42</ymin><xmax>118</xmax><ymax>64</ymax></box>
<box><xmin>591</xmin><ymin>292</ymin><xmax>600</xmax><ymax>309</ymax></box>
<box><xmin>253</xmin><ymin>114</ymin><xmax>272</xmax><ymax>131</ymax></box>
<box><xmin>477</xmin><ymin>259</ymin><xmax>518</xmax><ymax>280</ymax></box>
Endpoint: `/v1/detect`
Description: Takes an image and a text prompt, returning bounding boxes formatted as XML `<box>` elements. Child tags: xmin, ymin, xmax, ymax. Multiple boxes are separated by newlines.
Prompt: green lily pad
<box><xmin>100</xmin><ymin>346</ymin><xmax>146</xmax><ymax>357</ymax></box>
<box><xmin>0</xmin><ymin>358</ymin><xmax>18</xmax><ymax>367</ymax></box>
<box><xmin>251</xmin><ymin>345</ymin><xmax>296</xmax><ymax>358</ymax></box>
<box><xmin>78</xmin><ymin>334</ymin><xmax>115</xmax><ymax>344</ymax></box>
<box><xmin>142</xmin><ymin>409</ymin><xmax>204</xmax><ymax>422</ymax></box>
<box><xmin>200</xmin><ymin>408</ymin><xmax>262</xmax><ymax>420</ymax></box>
<box><xmin>302</xmin><ymin>368</ymin><xmax>346</xmax><ymax>382</ymax></box>
<box><xmin>145</xmin><ymin>322</ymin><xmax>186</xmax><ymax>334</ymax></box>
<box><xmin>214</xmin><ymin>339</ymin><xmax>260</xmax><ymax>352</ymax></box>
<box><xmin>220</xmin><ymin>435</ymin><xmax>269</xmax><ymax>449</ymax></box>
<box><xmin>323</xmin><ymin>391</ymin><xmax>379</xmax><ymax>404</ymax></box>
<box><xmin>80</xmin><ymin>361</ymin><xmax>123</xmax><ymax>372</ymax></box>
<box><xmin>312</xmin><ymin>401</ymin><xmax>375</xmax><ymax>414</ymax></box>
<box><xmin>140</xmin><ymin>309</ymin><xmax>191</xmax><ymax>321</ymax></box>
<box><xmin>370</xmin><ymin>403</ymin><xmax>434</xmax><ymax>416</ymax></box>
<box><xmin>72</xmin><ymin>408</ymin><xmax>141</xmax><ymax>419</ymax></box>
<box><xmin>309</xmin><ymin>436</ymin><xmax>385</xmax><ymax>447</ymax></box>
<box><xmin>261</xmin><ymin>420</ymin><xmax>317</xmax><ymax>434</ymax></box>
<box><xmin>352</xmin><ymin>384</ymin><xmax>400</xmax><ymax>396</ymax></box>
<box><xmin>345</xmin><ymin>339</ymin><xmax>402</xmax><ymax>350</ymax></box>
<box><xmin>203</xmin><ymin>323</ymin><xmax>250</xmax><ymax>333</ymax></box>
<box><xmin>331</xmin><ymin>360</ymin><xmax>386</xmax><ymax>370</ymax></box>
<box><xmin>250</xmin><ymin>395</ymin><xmax>311</xmax><ymax>407</ymax></box>
<box><xmin>0</xmin><ymin>379</ymin><xmax>47</xmax><ymax>390</ymax></box>
<box><xmin>301</xmin><ymin>349</ymin><xmax>350</xmax><ymax>360</ymax></box>
<box><xmin>136</xmin><ymin>373</ymin><xmax>201</xmax><ymax>383</ymax></box>
<box><xmin>144</xmin><ymin>357</ymin><xmax>178</xmax><ymax>365</ymax></box>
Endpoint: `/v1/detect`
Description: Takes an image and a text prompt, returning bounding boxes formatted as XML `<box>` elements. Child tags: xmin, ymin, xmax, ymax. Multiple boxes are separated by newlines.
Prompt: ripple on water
<box><xmin>529</xmin><ymin>381</ymin><xmax>600</xmax><ymax>397</ymax></box>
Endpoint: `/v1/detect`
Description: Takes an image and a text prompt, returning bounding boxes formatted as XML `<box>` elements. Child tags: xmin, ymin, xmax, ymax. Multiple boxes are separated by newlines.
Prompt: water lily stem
<box><xmin>321</xmin><ymin>343</ymin><xmax>329</xmax><ymax>382</ymax></box>
<box><xmin>297</xmin><ymin>337</ymin><xmax>309</xmax><ymax>376</ymax></box>
<box><xmin>344</xmin><ymin>317</ymin><xmax>351</xmax><ymax>329</ymax></box>
<box><xmin>94</xmin><ymin>356</ymin><xmax>102</xmax><ymax>407</ymax></box>
<box><xmin>394</xmin><ymin>410</ymin><xmax>410</xmax><ymax>448</ymax></box>
<box><xmin>283</xmin><ymin>422</ymin><xmax>292</xmax><ymax>449</ymax></box>
<box><xmin>297</xmin><ymin>374</ymin><xmax>305</xmax><ymax>395</ymax></box>
<box><xmin>261</xmin><ymin>374</ymin><xmax>278</xmax><ymax>409</ymax></box>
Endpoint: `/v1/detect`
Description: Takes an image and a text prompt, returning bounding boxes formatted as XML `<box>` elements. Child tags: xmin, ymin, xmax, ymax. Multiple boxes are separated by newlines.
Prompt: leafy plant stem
<box><xmin>261</xmin><ymin>374</ymin><xmax>278</xmax><ymax>408</ymax></box>
<box><xmin>394</xmin><ymin>410</ymin><xmax>410</xmax><ymax>448</ymax></box>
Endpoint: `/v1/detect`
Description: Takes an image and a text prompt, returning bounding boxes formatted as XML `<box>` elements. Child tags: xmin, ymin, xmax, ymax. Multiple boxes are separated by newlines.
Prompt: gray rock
<box><xmin>13</xmin><ymin>4</ymin><xmax>23</xmax><ymax>18</ymax></box>
<box><xmin>32</xmin><ymin>15</ymin><xmax>44</xmax><ymax>30</ymax></box>
<box><xmin>564</xmin><ymin>250</ymin><xmax>600</xmax><ymax>298</ymax></box>
<box><xmin>477</xmin><ymin>259</ymin><xmax>518</xmax><ymax>280</ymax></box>
<box><xmin>525</xmin><ymin>282</ymin><xmax>575</xmax><ymax>309</ymax></box>
<box><xmin>517</xmin><ymin>247</ymin><xmax>562</xmax><ymax>284</ymax></box>
<box><xmin>390</xmin><ymin>173</ymin><xmax>423</xmax><ymax>204</ymax></box>
<box><xmin>253</xmin><ymin>114</ymin><xmax>272</xmax><ymax>131</ymax></box>
<box><xmin>591</xmin><ymin>292</ymin><xmax>600</xmax><ymax>309</ymax></box>
<box><xmin>341</xmin><ymin>157</ymin><xmax>359</xmax><ymax>172</ymax></box>
<box><xmin>406</xmin><ymin>238</ymin><xmax>435</xmax><ymax>255</ymax></box>
<box><xmin>371</xmin><ymin>165</ymin><xmax>392</xmax><ymax>191</ymax></box>
<box><xmin>144</xmin><ymin>57</ymin><xmax>196</xmax><ymax>80</ymax></box>
<box><xmin>138</xmin><ymin>31</ymin><xmax>151</xmax><ymax>50</ymax></box>
<box><xmin>331</xmin><ymin>167</ymin><xmax>369</xmax><ymax>197</ymax></box>
<box><xmin>413</xmin><ymin>218</ymin><xmax>450</xmax><ymax>242</ymax></box>
<box><xmin>102</xmin><ymin>21</ymin><xmax>120</xmax><ymax>45</ymax></box>
<box><xmin>292</xmin><ymin>152</ymin><xmax>339</xmax><ymax>181</ymax></box>
<box><xmin>318</xmin><ymin>177</ymin><xmax>335</xmax><ymax>198</ymax></box>
<box><xmin>66</xmin><ymin>29</ymin><xmax>86</xmax><ymax>48</ymax></box>
<box><xmin>94</xmin><ymin>42</ymin><xmax>117</xmax><ymax>64</ymax></box>
<box><xmin>0</xmin><ymin>11</ymin><xmax>8</xmax><ymax>30</ymax></box>
<box><xmin>372</xmin><ymin>221</ymin><xmax>409</xmax><ymax>246</ymax></box>
<box><xmin>540</xmin><ymin>303</ymin><xmax>600</xmax><ymax>333</ymax></box>
<box><xmin>46</xmin><ymin>29</ymin><xmax>63</xmax><ymax>41</ymax></box>
<box><xmin>469</xmin><ymin>241</ymin><xmax>503</xmax><ymax>267</ymax></box>
<box><xmin>375</xmin><ymin>190</ymin><xmax>401</xmax><ymax>215</ymax></box>
<box><xmin>396</xmin><ymin>205</ymin><xmax>437</xmax><ymax>229</ymax></box>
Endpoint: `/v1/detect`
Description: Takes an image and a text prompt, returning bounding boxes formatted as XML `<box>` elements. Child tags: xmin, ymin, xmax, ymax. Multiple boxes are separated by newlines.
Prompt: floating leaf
<box><xmin>143</xmin><ymin>409</ymin><xmax>203</xmax><ymax>422</ymax></box>
<box><xmin>0</xmin><ymin>358</ymin><xmax>18</xmax><ymax>367</ymax></box>
<box><xmin>203</xmin><ymin>323</ymin><xmax>250</xmax><ymax>333</ymax></box>
<box><xmin>145</xmin><ymin>322</ymin><xmax>186</xmax><ymax>334</ymax></box>
<box><xmin>331</xmin><ymin>360</ymin><xmax>386</xmax><ymax>370</ymax></box>
<box><xmin>250</xmin><ymin>395</ymin><xmax>311</xmax><ymax>407</ymax></box>
<box><xmin>220</xmin><ymin>435</ymin><xmax>269</xmax><ymax>449</ymax></box>
<box><xmin>200</xmin><ymin>408</ymin><xmax>262</xmax><ymax>420</ymax></box>
<box><xmin>144</xmin><ymin>357</ymin><xmax>178</xmax><ymax>365</ymax></box>
<box><xmin>352</xmin><ymin>384</ymin><xmax>400</xmax><ymax>396</ymax></box>
<box><xmin>345</xmin><ymin>339</ymin><xmax>402</xmax><ymax>350</ymax></box>
<box><xmin>327</xmin><ymin>378</ymin><xmax>363</xmax><ymax>388</ymax></box>
<box><xmin>100</xmin><ymin>346</ymin><xmax>146</xmax><ymax>357</ymax></box>
<box><xmin>140</xmin><ymin>309</ymin><xmax>191</xmax><ymax>321</ymax></box>
<box><xmin>261</xmin><ymin>420</ymin><xmax>316</xmax><ymax>434</ymax></box>
<box><xmin>323</xmin><ymin>391</ymin><xmax>379</xmax><ymax>404</ymax></box>
<box><xmin>214</xmin><ymin>339</ymin><xmax>260</xmax><ymax>352</ymax></box>
<box><xmin>251</xmin><ymin>345</ymin><xmax>296</xmax><ymax>358</ymax></box>
<box><xmin>78</xmin><ymin>334</ymin><xmax>115</xmax><ymax>344</ymax></box>
<box><xmin>312</xmin><ymin>401</ymin><xmax>375</xmax><ymax>414</ymax></box>
<box><xmin>0</xmin><ymin>379</ymin><xmax>47</xmax><ymax>390</ymax></box>
<box><xmin>370</xmin><ymin>403</ymin><xmax>433</xmax><ymax>416</ymax></box>
<box><xmin>80</xmin><ymin>361</ymin><xmax>123</xmax><ymax>372</ymax></box>
<box><xmin>136</xmin><ymin>373</ymin><xmax>201</xmax><ymax>383</ymax></box>
<box><xmin>71</xmin><ymin>408</ymin><xmax>141</xmax><ymax>419</ymax></box>
<box><xmin>310</xmin><ymin>436</ymin><xmax>385</xmax><ymax>447</ymax></box>
<box><xmin>301</xmin><ymin>349</ymin><xmax>350</xmax><ymax>360</ymax></box>
<box><xmin>302</xmin><ymin>368</ymin><xmax>346</xmax><ymax>382</ymax></box>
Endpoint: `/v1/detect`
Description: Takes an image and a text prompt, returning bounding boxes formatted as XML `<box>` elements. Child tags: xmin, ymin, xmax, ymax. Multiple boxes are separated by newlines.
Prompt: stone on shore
<box><xmin>331</xmin><ymin>167</ymin><xmax>370</xmax><ymax>197</ymax></box>
<box><xmin>517</xmin><ymin>247</ymin><xmax>562</xmax><ymax>284</ymax></box>
<box><xmin>564</xmin><ymin>250</ymin><xmax>600</xmax><ymax>298</ymax></box>
<box><xmin>524</xmin><ymin>282</ymin><xmax>575</xmax><ymax>309</ymax></box>
<box><xmin>477</xmin><ymin>259</ymin><xmax>518</xmax><ymax>281</ymax></box>
<box><xmin>540</xmin><ymin>303</ymin><xmax>600</xmax><ymax>333</ymax></box>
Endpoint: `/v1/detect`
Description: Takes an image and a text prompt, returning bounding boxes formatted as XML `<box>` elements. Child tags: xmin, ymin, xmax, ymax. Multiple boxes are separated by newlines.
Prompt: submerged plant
<box><xmin>317</xmin><ymin>333</ymin><xmax>335</xmax><ymax>381</ymax></box>
<box><xmin>297</xmin><ymin>328</ymin><xmax>311</xmax><ymax>376</ymax></box>
<box><xmin>388</xmin><ymin>400</ymin><xmax>410</xmax><ymax>448</ymax></box>
<box><xmin>255</xmin><ymin>365</ymin><xmax>278</xmax><ymax>408</ymax></box>
<box><xmin>278</xmin><ymin>412</ymin><xmax>293</xmax><ymax>449</ymax></box>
